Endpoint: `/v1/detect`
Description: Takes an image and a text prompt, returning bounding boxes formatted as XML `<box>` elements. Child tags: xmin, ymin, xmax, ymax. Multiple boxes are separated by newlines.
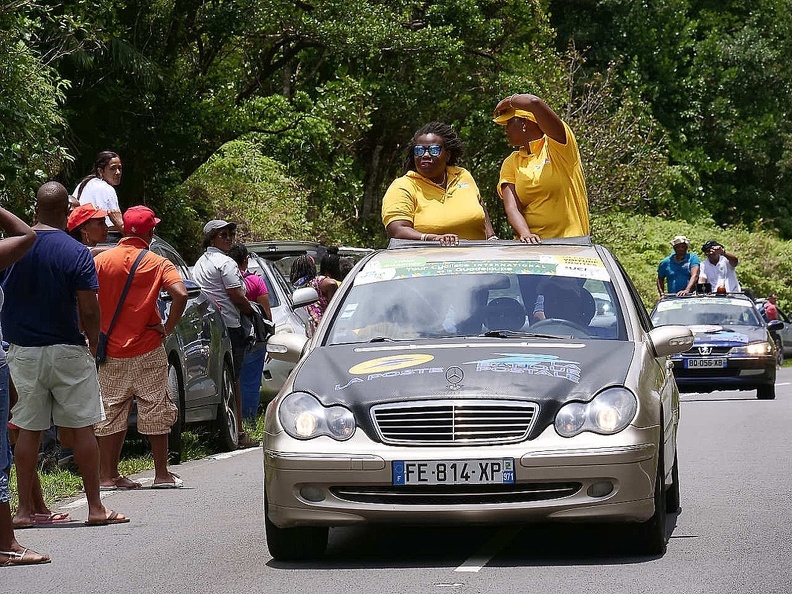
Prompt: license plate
<box><xmin>685</xmin><ymin>357</ymin><xmax>726</xmax><ymax>368</ymax></box>
<box><xmin>392</xmin><ymin>459</ymin><xmax>515</xmax><ymax>485</ymax></box>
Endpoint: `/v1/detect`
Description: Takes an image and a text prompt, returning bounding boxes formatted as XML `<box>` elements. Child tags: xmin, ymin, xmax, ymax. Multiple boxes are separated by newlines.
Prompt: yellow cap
<box><xmin>493</xmin><ymin>108</ymin><xmax>537</xmax><ymax>125</ymax></box>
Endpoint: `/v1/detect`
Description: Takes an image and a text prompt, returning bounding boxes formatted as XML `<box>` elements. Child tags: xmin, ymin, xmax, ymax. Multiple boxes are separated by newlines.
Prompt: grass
<box><xmin>9</xmin><ymin>414</ymin><xmax>265</xmax><ymax>513</ymax></box>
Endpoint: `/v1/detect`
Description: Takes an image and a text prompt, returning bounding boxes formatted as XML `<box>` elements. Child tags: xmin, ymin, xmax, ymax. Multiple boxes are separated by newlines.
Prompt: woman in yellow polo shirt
<box><xmin>493</xmin><ymin>94</ymin><xmax>589</xmax><ymax>243</ymax></box>
<box><xmin>382</xmin><ymin>122</ymin><xmax>495</xmax><ymax>246</ymax></box>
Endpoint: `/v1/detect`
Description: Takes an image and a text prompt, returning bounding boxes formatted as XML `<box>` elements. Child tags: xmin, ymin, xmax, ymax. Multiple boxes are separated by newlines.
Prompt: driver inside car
<box><xmin>532</xmin><ymin>275</ymin><xmax>596</xmax><ymax>327</ymax></box>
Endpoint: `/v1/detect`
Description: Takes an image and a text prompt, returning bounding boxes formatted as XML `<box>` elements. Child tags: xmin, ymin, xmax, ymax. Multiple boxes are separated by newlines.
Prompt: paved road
<box><xmin>7</xmin><ymin>369</ymin><xmax>792</xmax><ymax>594</ymax></box>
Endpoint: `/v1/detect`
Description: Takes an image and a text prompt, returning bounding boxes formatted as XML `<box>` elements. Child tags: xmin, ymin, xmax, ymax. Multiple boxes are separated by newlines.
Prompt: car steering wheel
<box><xmin>530</xmin><ymin>318</ymin><xmax>592</xmax><ymax>338</ymax></box>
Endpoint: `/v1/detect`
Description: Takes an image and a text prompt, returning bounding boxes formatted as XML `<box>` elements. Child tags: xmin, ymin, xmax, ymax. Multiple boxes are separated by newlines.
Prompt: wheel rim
<box><xmin>222</xmin><ymin>366</ymin><xmax>238</xmax><ymax>442</ymax></box>
<box><xmin>167</xmin><ymin>364</ymin><xmax>180</xmax><ymax>406</ymax></box>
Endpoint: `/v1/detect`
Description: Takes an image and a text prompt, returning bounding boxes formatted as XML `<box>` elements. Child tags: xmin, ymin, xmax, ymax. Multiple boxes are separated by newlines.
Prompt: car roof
<box><xmin>374</xmin><ymin>237</ymin><xmax>603</xmax><ymax>265</ymax></box>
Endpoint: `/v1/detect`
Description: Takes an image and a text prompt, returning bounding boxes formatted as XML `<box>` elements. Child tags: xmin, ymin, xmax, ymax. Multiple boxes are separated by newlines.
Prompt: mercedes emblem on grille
<box><xmin>445</xmin><ymin>366</ymin><xmax>464</xmax><ymax>388</ymax></box>
<box><xmin>698</xmin><ymin>346</ymin><xmax>712</xmax><ymax>355</ymax></box>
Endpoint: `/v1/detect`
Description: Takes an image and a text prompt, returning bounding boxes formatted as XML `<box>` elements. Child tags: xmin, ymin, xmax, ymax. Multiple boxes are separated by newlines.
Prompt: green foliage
<box><xmin>593</xmin><ymin>212</ymin><xmax>792</xmax><ymax>312</ymax></box>
<box><xmin>179</xmin><ymin>138</ymin><xmax>312</xmax><ymax>259</ymax></box>
<box><xmin>0</xmin><ymin>7</ymin><xmax>71</xmax><ymax>216</ymax></box>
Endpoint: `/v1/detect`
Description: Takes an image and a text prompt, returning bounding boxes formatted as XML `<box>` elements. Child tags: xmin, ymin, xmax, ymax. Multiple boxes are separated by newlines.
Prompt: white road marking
<box><xmin>454</xmin><ymin>526</ymin><xmax>521</xmax><ymax>573</ymax></box>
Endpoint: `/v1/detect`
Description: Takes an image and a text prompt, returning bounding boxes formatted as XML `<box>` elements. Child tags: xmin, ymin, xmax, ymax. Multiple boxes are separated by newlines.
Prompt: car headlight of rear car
<box><xmin>731</xmin><ymin>341</ymin><xmax>773</xmax><ymax>355</ymax></box>
<box><xmin>278</xmin><ymin>391</ymin><xmax>356</xmax><ymax>440</ymax></box>
<box><xmin>554</xmin><ymin>387</ymin><xmax>638</xmax><ymax>437</ymax></box>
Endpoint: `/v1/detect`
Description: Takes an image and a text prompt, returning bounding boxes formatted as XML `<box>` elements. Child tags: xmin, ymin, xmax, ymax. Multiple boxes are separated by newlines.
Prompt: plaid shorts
<box><xmin>95</xmin><ymin>346</ymin><xmax>177</xmax><ymax>436</ymax></box>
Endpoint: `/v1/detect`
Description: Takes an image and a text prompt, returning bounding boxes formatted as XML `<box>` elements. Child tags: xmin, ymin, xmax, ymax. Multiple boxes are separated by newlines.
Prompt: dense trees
<box><xmin>3</xmin><ymin>0</ymin><xmax>792</xmax><ymax>251</ymax></box>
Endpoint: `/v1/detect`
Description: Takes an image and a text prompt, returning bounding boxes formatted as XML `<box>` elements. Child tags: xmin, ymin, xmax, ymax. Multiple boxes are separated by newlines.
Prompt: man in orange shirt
<box><xmin>93</xmin><ymin>206</ymin><xmax>188</xmax><ymax>489</ymax></box>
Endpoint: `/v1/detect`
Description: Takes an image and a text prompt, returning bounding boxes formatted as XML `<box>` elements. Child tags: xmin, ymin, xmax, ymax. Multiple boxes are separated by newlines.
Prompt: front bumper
<box><xmin>264</xmin><ymin>425</ymin><xmax>661</xmax><ymax>528</ymax></box>
<box><xmin>671</xmin><ymin>354</ymin><xmax>775</xmax><ymax>392</ymax></box>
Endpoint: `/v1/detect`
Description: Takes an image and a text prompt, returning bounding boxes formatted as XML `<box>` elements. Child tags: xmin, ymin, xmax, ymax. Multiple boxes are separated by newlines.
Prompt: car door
<box><xmin>150</xmin><ymin>239</ymin><xmax>217</xmax><ymax>410</ymax></box>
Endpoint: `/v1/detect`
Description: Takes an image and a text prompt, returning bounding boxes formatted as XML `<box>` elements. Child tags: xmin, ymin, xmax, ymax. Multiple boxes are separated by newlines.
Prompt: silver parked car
<box><xmin>263</xmin><ymin>238</ymin><xmax>693</xmax><ymax>560</ymax></box>
<box><xmin>146</xmin><ymin>237</ymin><xmax>238</xmax><ymax>460</ymax></box>
<box><xmin>245</xmin><ymin>252</ymin><xmax>309</xmax><ymax>400</ymax></box>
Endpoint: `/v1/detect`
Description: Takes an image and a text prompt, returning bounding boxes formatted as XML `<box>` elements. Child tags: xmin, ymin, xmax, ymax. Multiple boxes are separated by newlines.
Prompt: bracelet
<box><xmin>508</xmin><ymin>94</ymin><xmax>514</xmax><ymax>108</ymax></box>
<box><xmin>420</xmin><ymin>233</ymin><xmax>428</xmax><ymax>241</ymax></box>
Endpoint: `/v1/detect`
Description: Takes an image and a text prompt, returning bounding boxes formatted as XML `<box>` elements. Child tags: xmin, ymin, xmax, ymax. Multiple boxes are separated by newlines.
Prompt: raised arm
<box><xmin>0</xmin><ymin>206</ymin><xmax>36</xmax><ymax>270</ymax></box>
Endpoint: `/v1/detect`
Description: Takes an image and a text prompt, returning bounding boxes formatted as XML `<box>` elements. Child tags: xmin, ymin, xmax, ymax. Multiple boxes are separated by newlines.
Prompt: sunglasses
<box><xmin>217</xmin><ymin>230</ymin><xmax>236</xmax><ymax>240</ymax></box>
<box><xmin>413</xmin><ymin>144</ymin><xmax>443</xmax><ymax>157</ymax></box>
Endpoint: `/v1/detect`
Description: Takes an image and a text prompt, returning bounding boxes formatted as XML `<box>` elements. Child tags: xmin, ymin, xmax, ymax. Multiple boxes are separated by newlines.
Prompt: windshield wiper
<box><xmin>368</xmin><ymin>336</ymin><xmax>395</xmax><ymax>342</ymax></box>
<box><xmin>481</xmin><ymin>330</ymin><xmax>567</xmax><ymax>340</ymax></box>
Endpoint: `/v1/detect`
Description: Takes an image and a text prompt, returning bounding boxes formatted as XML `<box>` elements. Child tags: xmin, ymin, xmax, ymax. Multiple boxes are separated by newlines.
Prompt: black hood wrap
<box><xmin>291</xmin><ymin>340</ymin><xmax>636</xmax><ymax>443</ymax></box>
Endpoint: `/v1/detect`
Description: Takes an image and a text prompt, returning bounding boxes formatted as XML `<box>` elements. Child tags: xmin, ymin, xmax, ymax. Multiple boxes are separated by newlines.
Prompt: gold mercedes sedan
<box><xmin>264</xmin><ymin>238</ymin><xmax>693</xmax><ymax>560</ymax></box>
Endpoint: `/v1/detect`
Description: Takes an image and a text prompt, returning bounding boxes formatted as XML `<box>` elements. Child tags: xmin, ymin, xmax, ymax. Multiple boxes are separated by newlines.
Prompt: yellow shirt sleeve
<box><xmin>382</xmin><ymin>175</ymin><xmax>419</xmax><ymax>228</ymax></box>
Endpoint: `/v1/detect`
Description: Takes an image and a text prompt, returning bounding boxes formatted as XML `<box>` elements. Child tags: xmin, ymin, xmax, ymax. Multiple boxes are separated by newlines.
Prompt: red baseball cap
<box><xmin>67</xmin><ymin>203</ymin><xmax>108</xmax><ymax>232</ymax></box>
<box><xmin>123</xmin><ymin>205</ymin><xmax>161</xmax><ymax>235</ymax></box>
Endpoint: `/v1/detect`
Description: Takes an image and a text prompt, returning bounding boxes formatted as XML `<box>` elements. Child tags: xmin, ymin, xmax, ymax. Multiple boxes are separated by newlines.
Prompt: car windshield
<box><xmin>324</xmin><ymin>256</ymin><xmax>624</xmax><ymax>344</ymax></box>
<box><xmin>651</xmin><ymin>297</ymin><xmax>764</xmax><ymax>328</ymax></box>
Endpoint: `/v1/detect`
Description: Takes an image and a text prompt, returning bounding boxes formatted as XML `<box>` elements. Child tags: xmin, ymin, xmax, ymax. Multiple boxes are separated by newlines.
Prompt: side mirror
<box><xmin>267</xmin><ymin>332</ymin><xmax>309</xmax><ymax>364</ymax></box>
<box><xmin>162</xmin><ymin>279</ymin><xmax>201</xmax><ymax>301</ymax></box>
<box><xmin>647</xmin><ymin>325</ymin><xmax>694</xmax><ymax>357</ymax></box>
<box><xmin>292</xmin><ymin>287</ymin><xmax>319</xmax><ymax>309</ymax></box>
<box><xmin>767</xmin><ymin>319</ymin><xmax>784</xmax><ymax>332</ymax></box>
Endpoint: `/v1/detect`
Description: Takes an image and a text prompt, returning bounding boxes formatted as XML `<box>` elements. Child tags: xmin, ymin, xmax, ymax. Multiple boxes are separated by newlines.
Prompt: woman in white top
<box><xmin>73</xmin><ymin>151</ymin><xmax>124</xmax><ymax>232</ymax></box>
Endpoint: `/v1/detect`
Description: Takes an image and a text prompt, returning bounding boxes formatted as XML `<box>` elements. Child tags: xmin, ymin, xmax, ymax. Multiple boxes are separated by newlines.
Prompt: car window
<box><xmin>652</xmin><ymin>297</ymin><xmax>764</xmax><ymax>327</ymax></box>
<box><xmin>151</xmin><ymin>240</ymin><xmax>192</xmax><ymax>281</ymax></box>
<box><xmin>325</xmin><ymin>257</ymin><xmax>625</xmax><ymax>345</ymax></box>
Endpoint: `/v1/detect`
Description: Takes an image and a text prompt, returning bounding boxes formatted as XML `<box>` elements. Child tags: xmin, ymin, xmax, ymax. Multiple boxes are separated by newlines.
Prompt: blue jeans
<box><xmin>0</xmin><ymin>362</ymin><xmax>12</xmax><ymax>503</ymax></box>
<box><xmin>239</xmin><ymin>344</ymin><xmax>266</xmax><ymax>419</ymax></box>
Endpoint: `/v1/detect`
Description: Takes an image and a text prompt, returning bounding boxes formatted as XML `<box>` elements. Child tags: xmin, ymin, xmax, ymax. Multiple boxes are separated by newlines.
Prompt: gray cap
<box><xmin>203</xmin><ymin>219</ymin><xmax>237</xmax><ymax>234</ymax></box>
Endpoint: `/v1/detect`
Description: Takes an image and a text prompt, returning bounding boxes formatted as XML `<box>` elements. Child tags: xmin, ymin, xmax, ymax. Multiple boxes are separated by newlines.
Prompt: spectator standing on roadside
<box><xmin>0</xmin><ymin>205</ymin><xmax>51</xmax><ymax>566</ymax></box>
<box><xmin>0</xmin><ymin>181</ymin><xmax>128</xmax><ymax>528</ymax></box>
<box><xmin>93</xmin><ymin>206</ymin><xmax>187</xmax><ymax>489</ymax></box>
<box><xmin>699</xmin><ymin>240</ymin><xmax>741</xmax><ymax>293</ymax></box>
<box><xmin>290</xmin><ymin>254</ymin><xmax>338</xmax><ymax>329</ymax></box>
<box><xmin>73</xmin><ymin>151</ymin><xmax>124</xmax><ymax>233</ymax></box>
<box><xmin>68</xmin><ymin>203</ymin><xmax>110</xmax><ymax>257</ymax></box>
<box><xmin>228</xmin><ymin>243</ymin><xmax>272</xmax><ymax>420</ymax></box>
<box><xmin>193</xmin><ymin>221</ymin><xmax>257</xmax><ymax>448</ymax></box>
<box><xmin>657</xmin><ymin>235</ymin><xmax>700</xmax><ymax>297</ymax></box>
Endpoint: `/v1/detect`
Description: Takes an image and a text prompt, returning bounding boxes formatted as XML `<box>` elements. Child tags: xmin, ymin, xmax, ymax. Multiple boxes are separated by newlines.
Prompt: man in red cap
<box><xmin>93</xmin><ymin>206</ymin><xmax>188</xmax><ymax>489</ymax></box>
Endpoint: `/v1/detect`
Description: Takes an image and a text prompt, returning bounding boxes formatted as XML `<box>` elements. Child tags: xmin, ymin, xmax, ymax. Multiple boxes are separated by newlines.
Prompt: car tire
<box><xmin>775</xmin><ymin>337</ymin><xmax>784</xmax><ymax>367</ymax></box>
<box><xmin>214</xmin><ymin>361</ymin><xmax>239</xmax><ymax>451</ymax></box>
<box><xmin>631</xmin><ymin>449</ymin><xmax>667</xmax><ymax>556</ymax></box>
<box><xmin>757</xmin><ymin>384</ymin><xmax>776</xmax><ymax>400</ymax></box>
<box><xmin>665</xmin><ymin>452</ymin><xmax>681</xmax><ymax>513</ymax></box>
<box><xmin>167</xmin><ymin>361</ymin><xmax>185</xmax><ymax>465</ymax></box>
<box><xmin>265</xmin><ymin>495</ymin><xmax>328</xmax><ymax>561</ymax></box>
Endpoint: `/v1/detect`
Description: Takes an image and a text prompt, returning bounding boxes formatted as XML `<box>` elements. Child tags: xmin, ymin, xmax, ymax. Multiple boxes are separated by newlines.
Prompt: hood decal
<box><xmin>463</xmin><ymin>353</ymin><xmax>581</xmax><ymax>384</ymax></box>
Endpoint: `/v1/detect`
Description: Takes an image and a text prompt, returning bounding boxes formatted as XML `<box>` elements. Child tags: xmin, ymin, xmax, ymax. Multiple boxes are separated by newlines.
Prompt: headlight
<box><xmin>278</xmin><ymin>391</ymin><xmax>356</xmax><ymax>441</ymax></box>
<box><xmin>554</xmin><ymin>387</ymin><xmax>637</xmax><ymax>437</ymax></box>
<box><xmin>732</xmin><ymin>342</ymin><xmax>772</xmax><ymax>355</ymax></box>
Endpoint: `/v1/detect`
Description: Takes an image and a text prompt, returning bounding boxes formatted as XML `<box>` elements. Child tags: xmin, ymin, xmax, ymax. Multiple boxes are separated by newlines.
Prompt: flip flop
<box><xmin>112</xmin><ymin>475</ymin><xmax>142</xmax><ymax>490</ymax></box>
<box><xmin>31</xmin><ymin>512</ymin><xmax>71</xmax><ymax>525</ymax></box>
<box><xmin>84</xmin><ymin>510</ymin><xmax>130</xmax><ymax>527</ymax></box>
<box><xmin>10</xmin><ymin>520</ymin><xmax>34</xmax><ymax>530</ymax></box>
<box><xmin>0</xmin><ymin>548</ymin><xmax>51</xmax><ymax>566</ymax></box>
<box><xmin>152</xmin><ymin>472</ymin><xmax>183</xmax><ymax>489</ymax></box>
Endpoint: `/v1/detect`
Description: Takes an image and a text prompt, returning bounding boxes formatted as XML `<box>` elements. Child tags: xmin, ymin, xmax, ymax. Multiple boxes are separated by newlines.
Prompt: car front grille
<box><xmin>331</xmin><ymin>483</ymin><xmax>581</xmax><ymax>505</ymax></box>
<box><xmin>370</xmin><ymin>400</ymin><xmax>539</xmax><ymax>446</ymax></box>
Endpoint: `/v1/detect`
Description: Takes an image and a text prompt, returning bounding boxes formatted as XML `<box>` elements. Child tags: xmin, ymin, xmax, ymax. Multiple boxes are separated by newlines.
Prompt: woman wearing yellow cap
<box><xmin>493</xmin><ymin>94</ymin><xmax>589</xmax><ymax>243</ymax></box>
<box><xmin>382</xmin><ymin>122</ymin><xmax>495</xmax><ymax>246</ymax></box>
